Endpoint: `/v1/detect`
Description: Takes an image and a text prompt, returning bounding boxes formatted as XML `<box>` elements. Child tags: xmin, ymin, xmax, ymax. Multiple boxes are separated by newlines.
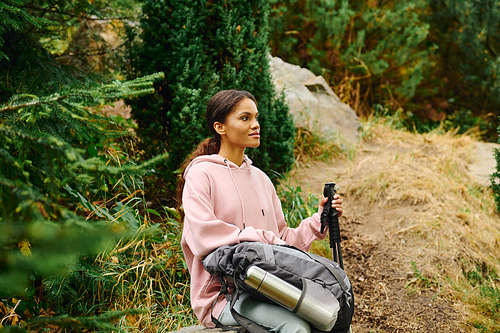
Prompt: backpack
<box><xmin>202</xmin><ymin>241</ymin><xmax>354</xmax><ymax>333</ymax></box>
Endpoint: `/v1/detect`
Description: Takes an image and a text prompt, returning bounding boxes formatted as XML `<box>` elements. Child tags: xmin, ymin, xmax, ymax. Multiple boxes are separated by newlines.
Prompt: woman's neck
<box><xmin>218</xmin><ymin>143</ymin><xmax>245</xmax><ymax>166</ymax></box>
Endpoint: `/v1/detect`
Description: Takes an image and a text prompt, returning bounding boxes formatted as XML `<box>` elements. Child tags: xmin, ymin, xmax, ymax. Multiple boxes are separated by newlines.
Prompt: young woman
<box><xmin>179</xmin><ymin>89</ymin><xmax>343</xmax><ymax>333</ymax></box>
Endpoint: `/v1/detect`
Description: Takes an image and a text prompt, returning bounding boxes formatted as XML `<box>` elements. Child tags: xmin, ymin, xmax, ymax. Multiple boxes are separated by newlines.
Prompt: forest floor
<box><xmin>289</xmin><ymin>122</ymin><xmax>500</xmax><ymax>333</ymax></box>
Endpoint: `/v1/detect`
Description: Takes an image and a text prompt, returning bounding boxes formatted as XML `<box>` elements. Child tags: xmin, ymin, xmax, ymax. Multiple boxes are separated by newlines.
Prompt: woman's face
<box><xmin>216</xmin><ymin>97</ymin><xmax>260</xmax><ymax>149</ymax></box>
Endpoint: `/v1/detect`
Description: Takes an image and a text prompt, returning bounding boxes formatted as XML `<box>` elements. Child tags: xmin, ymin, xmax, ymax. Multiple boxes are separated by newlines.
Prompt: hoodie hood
<box><xmin>183</xmin><ymin>154</ymin><xmax>253</xmax><ymax>178</ymax></box>
<box><xmin>184</xmin><ymin>154</ymin><xmax>260</xmax><ymax>229</ymax></box>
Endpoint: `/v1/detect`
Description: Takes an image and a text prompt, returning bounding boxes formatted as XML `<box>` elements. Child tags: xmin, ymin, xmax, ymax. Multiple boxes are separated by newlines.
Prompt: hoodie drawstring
<box><xmin>223</xmin><ymin>159</ymin><xmax>247</xmax><ymax>228</ymax></box>
<box><xmin>246</xmin><ymin>159</ymin><xmax>266</xmax><ymax>218</ymax></box>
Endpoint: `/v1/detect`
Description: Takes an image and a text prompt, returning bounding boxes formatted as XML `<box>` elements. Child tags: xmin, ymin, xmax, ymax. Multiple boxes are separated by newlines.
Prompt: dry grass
<box><xmin>343</xmin><ymin>118</ymin><xmax>500</xmax><ymax>331</ymax></box>
<box><xmin>95</xmin><ymin>217</ymin><xmax>196</xmax><ymax>332</ymax></box>
<box><xmin>294</xmin><ymin>126</ymin><xmax>351</xmax><ymax>165</ymax></box>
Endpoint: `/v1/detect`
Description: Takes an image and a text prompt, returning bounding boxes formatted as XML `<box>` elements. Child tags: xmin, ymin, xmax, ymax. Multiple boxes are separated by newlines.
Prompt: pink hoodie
<box><xmin>181</xmin><ymin>154</ymin><xmax>327</xmax><ymax>327</ymax></box>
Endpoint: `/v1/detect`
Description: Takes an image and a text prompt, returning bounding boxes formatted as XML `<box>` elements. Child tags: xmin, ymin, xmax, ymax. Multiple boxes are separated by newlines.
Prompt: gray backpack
<box><xmin>202</xmin><ymin>242</ymin><xmax>354</xmax><ymax>333</ymax></box>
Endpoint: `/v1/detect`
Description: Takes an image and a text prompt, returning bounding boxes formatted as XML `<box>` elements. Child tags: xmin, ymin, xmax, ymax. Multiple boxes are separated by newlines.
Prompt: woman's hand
<box><xmin>319</xmin><ymin>194</ymin><xmax>343</xmax><ymax>217</ymax></box>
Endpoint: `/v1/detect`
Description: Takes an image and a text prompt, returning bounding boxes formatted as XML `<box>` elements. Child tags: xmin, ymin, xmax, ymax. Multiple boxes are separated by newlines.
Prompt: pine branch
<box><xmin>74</xmin><ymin>152</ymin><xmax>168</xmax><ymax>176</ymax></box>
<box><xmin>0</xmin><ymin>72</ymin><xmax>164</xmax><ymax>113</ymax></box>
<box><xmin>0</xmin><ymin>125</ymin><xmax>84</xmax><ymax>158</ymax></box>
<box><xmin>486</xmin><ymin>35</ymin><xmax>498</xmax><ymax>58</ymax></box>
<box><xmin>0</xmin><ymin>94</ymin><xmax>78</xmax><ymax>113</ymax></box>
<box><xmin>0</xmin><ymin>1</ymin><xmax>56</xmax><ymax>31</ymax></box>
<box><xmin>27</xmin><ymin>5</ymin><xmax>136</xmax><ymax>21</ymax></box>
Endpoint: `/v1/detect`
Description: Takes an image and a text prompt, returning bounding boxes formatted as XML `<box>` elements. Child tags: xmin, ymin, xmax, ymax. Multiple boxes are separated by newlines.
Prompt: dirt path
<box><xmin>340</xmin><ymin>215</ymin><xmax>466</xmax><ymax>332</ymax></box>
<box><xmin>290</xmin><ymin>139</ymin><xmax>478</xmax><ymax>332</ymax></box>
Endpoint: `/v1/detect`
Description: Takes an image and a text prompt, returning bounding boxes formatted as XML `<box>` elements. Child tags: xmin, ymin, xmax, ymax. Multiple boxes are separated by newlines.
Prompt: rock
<box><xmin>268</xmin><ymin>56</ymin><xmax>361</xmax><ymax>147</ymax></box>
<box><xmin>168</xmin><ymin>325</ymin><xmax>243</xmax><ymax>333</ymax></box>
<box><xmin>470</xmin><ymin>142</ymin><xmax>500</xmax><ymax>186</ymax></box>
<box><xmin>168</xmin><ymin>325</ymin><xmax>206</xmax><ymax>333</ymax></box>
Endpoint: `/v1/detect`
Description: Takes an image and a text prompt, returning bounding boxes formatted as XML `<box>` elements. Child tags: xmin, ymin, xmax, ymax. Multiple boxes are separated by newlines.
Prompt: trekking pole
<box><xmin>322</xmin><ymin>183</ymin><xmax>343</xmax><ymax>267</ymax></box>
<box><xmin>321</xmin><ymin>182</ymin><xmax>353</xmax><ymax>333</ymax></box>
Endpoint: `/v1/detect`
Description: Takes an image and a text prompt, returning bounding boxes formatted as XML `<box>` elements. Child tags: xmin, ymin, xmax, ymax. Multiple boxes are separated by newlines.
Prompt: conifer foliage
<box><xmin>268</xmin><ymin>0</ymin><xmax>434</xmax><ymax>116</ymax></box>
<box><xmin>430</xmin><ymin>0</ymin><xmax>500</xmax><ymax>123</ymax></box>
<box><xmin>0</xmin><ymin>70</ymin><xmax>165</xmax><ymax>315</ymax></box>
<box><xmin>0</xmin><ymin>0</ymin><xmax>166</xmax><ymax>330</ymax></box>
<box><xmin>129</xmin><ymin>0</ymin><xmax>295</xmax><ymax>193</ymax></box>
<box><xmin>0</xmin><ymin>0</ymin><xmax>54</xmax><ymax>61</ymax></box>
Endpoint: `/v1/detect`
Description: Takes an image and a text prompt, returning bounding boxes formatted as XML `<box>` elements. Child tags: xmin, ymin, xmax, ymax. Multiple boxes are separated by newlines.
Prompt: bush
<box><xmin>268</xmin><ymin>0</ymin><xmax>434</xmax><ymax>116</ymax></box>
<box><xmin>128</xmin><ymin>0</ymin><xmax>296</xmax><ymax>198</ymax></box>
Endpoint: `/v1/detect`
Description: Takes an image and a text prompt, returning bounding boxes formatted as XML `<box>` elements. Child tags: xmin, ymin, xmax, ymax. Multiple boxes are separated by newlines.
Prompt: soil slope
<box><xmin>290</xmin><ymin>123</ymin><xmax>500</xmax><ymax>333</ymax></box>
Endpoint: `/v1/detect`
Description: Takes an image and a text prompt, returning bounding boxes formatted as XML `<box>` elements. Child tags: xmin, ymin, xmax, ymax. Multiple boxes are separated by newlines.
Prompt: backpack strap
<box><xmin>284</xmin><ymin>245</ymin><xmax>353</xmax><ymax>307</ymax></box>
<box><xmin>291</xmin><ymin>277</ymin><xmax>307</xmax><ymax>314</ymax></box>
<box><xmin>228</xmin><ymin>282</ymin><xmax>270</xmax><ymax>333</ymax></box>
<box><xmin>225</xmin><ymin>256</ymin><xmax>271</xmax><ymax>333</ymax></box>
<box><xmin>210</xmin><ymin>277</ymin><xmax>247</xmax><ymax>333</ymax></box>
<box><xmin>211</xmin><ymin>255</ymin><xmax>270</xmax><ymax>333</ymax></box>
<box><xmin>312</xmin><ymin>255</ymin><xmax>353</xmax><ymax>307</ymax></box>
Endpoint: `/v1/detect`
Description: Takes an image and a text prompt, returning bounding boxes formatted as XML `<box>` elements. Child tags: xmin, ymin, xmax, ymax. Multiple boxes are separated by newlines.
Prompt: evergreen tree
<box><xmin>430</xmin><ymin>0</ymin><xmax>500</xmax><ymax>138</ymax></box>
<box><xmin>129</xmin><ymin>0</ymin><xmax>295</xmax><ymax>197</ymax></box>
<box><xmin>0</xmin><ymin>0</ymin><xmax>166</xmax><ymax>330</ymax></box>
<box><xmin>0</xmin><ymin>70</ymin><xmax>165</xmax><ymax>301</ymax></box>
<box><xmin>0</xmin><ymin>0</ymin><xmax>141</xmax><ymax>100</ymax></box>
<box><xmin>268</xmin><ymin>0</ymin><xmax>435</xmax><ymax>116</ymax></box>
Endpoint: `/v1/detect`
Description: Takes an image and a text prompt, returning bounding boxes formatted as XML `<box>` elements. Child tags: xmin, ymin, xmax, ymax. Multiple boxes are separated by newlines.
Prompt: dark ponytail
<box><xmin>175</xmin><ymin>89</ymin><xmax>257</xmax><ymax>208</ymax></box>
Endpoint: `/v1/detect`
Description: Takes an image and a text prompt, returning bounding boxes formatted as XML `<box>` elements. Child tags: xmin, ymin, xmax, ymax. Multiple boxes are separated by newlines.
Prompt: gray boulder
<box><xmin>470</xmin><ymin>142</ymin><xmax>500</xmax><ymax>186</ymax></box>
<box><xmin>268</xmin><ymin>56</ymin><xmax>360</xmax><ymax>147</ymax></box>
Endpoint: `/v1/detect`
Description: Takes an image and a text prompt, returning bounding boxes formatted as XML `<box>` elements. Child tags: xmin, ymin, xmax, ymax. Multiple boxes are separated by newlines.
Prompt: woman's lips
<box><xmin>249</xmin><ymin>132</ymin><xmax>260</xmax><ymax>138</ymax></box>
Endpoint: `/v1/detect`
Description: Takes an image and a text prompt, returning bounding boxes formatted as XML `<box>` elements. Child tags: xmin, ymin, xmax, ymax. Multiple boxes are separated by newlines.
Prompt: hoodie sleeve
<box><xmin>183</xmin><ymin>167</ymin><xmax>285</xmax><ymax>259</ymax></box>
<box><xmin>272</xmin><ymin>186</ymin><xmax>328</xmax><ymax>252</ymax></box>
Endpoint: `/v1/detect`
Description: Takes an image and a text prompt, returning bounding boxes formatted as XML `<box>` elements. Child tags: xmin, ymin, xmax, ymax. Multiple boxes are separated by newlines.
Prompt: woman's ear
<box><xmin>214</xmin><ymin>122</ymin><xmax>225</xmax><ymax>136</ymax></box>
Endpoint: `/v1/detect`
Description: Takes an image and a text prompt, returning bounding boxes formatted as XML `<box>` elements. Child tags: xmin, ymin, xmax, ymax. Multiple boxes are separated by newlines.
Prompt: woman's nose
<box><xmin>252</xmin><ymin>118</ymin><xmax>260</xmax><ymax>129</ymax></box>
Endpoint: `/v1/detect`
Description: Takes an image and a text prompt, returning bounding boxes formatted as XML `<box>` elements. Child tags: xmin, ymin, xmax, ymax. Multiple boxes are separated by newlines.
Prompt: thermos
<box><xmin>243</xmin><ymin>266</ymin><xmax>337</xmax><ymax>331</ymax></box>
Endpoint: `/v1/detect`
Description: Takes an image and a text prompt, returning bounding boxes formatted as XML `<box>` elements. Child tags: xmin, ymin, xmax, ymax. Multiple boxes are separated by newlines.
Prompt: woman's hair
<box><xmin>175</xmin><ymin>89</ymin><xmax>257</xmax><ymax>208</ymax></box>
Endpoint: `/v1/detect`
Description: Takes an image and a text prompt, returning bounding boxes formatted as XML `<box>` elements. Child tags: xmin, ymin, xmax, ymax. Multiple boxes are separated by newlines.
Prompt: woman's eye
<box><xmin>241</xmin><ymin>116</ymin><xmax>248</xmax><ymax>121</ymax></box>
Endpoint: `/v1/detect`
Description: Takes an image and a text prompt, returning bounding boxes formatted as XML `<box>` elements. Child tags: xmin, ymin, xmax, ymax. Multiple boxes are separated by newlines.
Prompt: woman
<box><xmin>179</xmin><ymin>89</ymin><xmax>343</xmax><ymax>333</ymax></box>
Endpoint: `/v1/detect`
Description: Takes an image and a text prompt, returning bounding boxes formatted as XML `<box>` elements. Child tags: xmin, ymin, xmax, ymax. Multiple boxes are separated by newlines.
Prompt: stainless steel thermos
<box><xmin>243</xmin><ymin>266</ymin><xmax>337</xmax><ymax>331</ymax></box>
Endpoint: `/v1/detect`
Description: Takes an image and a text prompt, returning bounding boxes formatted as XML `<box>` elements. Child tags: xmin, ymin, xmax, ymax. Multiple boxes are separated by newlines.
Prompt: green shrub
<box><xmin>268</xmin><ymin>0</ymin><xmax>434</xmax><ymax>114</ymax></box>
<box><xmin>431</xmin><ymin>1</ymin><xmax>500</xmax><ymax>116</ymax></box>
<box><xmin>0</xmin><ymin>2</ymin><xmax>161</xmax><ymax>302</ymax></box>
<box><xmin>128</xmin><ymin>0</ymin><xmax>295</xmax><ymax>196</ymax></box>
<box><xmin>0</xmin><ymin>73</ymin><xmax>165</xmax><ymax>329</ymax></box>
<box><xmin>276</xmin><ymin>177</ymin><xmax>319</xmax><ymax>229</ymax></box>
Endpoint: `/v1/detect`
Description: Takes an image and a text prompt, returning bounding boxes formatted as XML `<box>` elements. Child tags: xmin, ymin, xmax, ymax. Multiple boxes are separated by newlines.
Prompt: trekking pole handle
<box><xmin>324</xmin><ymin>183</ymin><xmax>351</xmax><ymax>332</ymax></box>
<box><xmin>323</xmin><ymin>183</ymin><xmax>341</xmax><ymax>248</ymax></box>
